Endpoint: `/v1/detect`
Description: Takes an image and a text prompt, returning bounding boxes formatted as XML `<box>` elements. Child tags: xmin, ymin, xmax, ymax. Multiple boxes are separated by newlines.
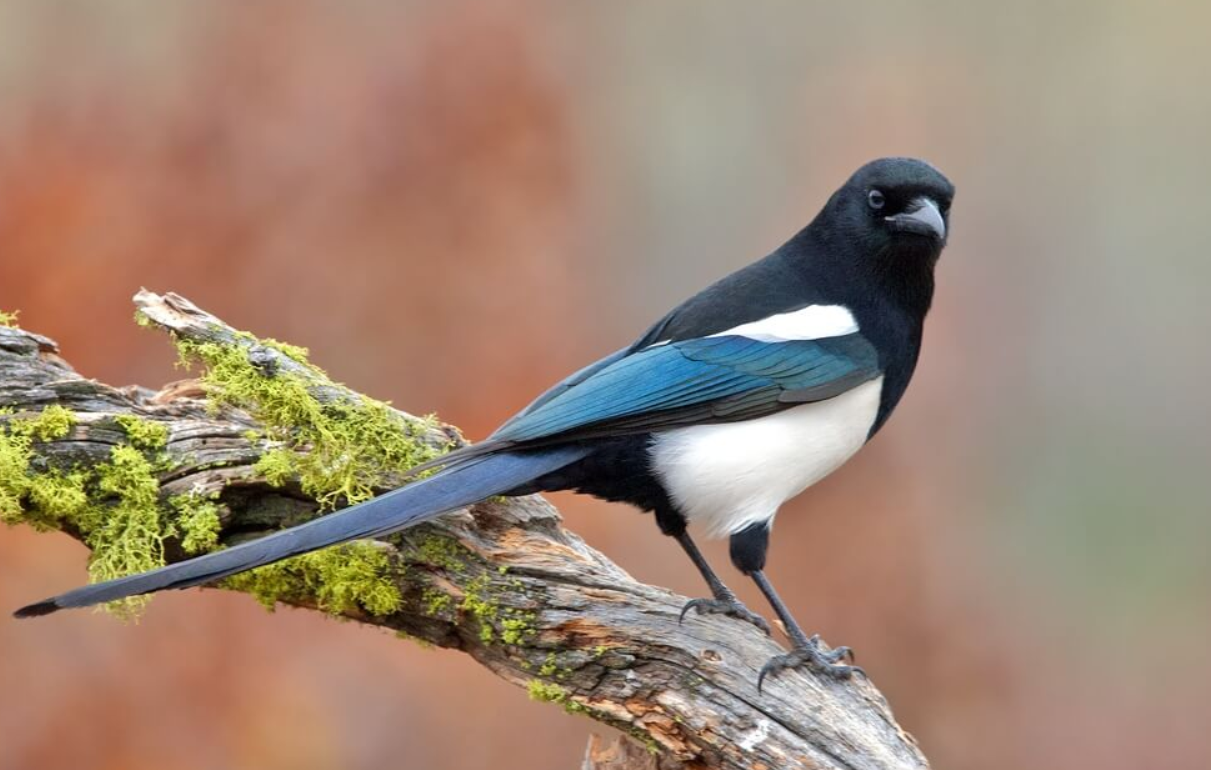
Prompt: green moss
<box><xmin>168</xmin><ymin>492</ymin><xmax>222</xmax><ymax>555</ymax></box>
<box><xmin>114</xmin><ymin>414</ymin><xmax>169</xmax><ymax>451</ymax></box>
<box><xmin>0</xmin><ymin>428</ymin><xmax>30</xmax><ymax>522</ymax></box>
<box><xmin>525</xmin><ymin>680</ymin><xmax>592</xmax><ymax>717</ymax></box>
<box><xmin>527</xmin><ymin>680</ymin><xmax>567</xmax><ymax>703</ymax></box>
<box><xmin>86</xmin><ymin>445</ymin><xmax>167</xmax><ymax>617</ymax></box>
<box><xmin>0</xmin><ymin>406</ymin><xmax>185</xmax><ymax>617</ymax></box>
<box><xmin>456</xmin><ymin>574</ymin><xmax>539</xmax><ymax>646</ymax></box>
<box><xmin>413</xmin><ymin>533</ymin><xmax>472</xmax><ymax>572</ymax></box>
<box><xmin>459</xmin><ymin>574</ymin><xmax>499</xmax><ymax>643</ymax></box>
<box><xmin>257</xmin><ymin>337</ymin><xmax>313</xmax><ymax>367</ymax></box>
<box><xmin>253</xmin><ymin>447</ymin><xmax>296</xmax><ymax>487</ymax></box>
<box><xmin>222</xmin><ymin>542</ymin><xmax>402</xmax><ymax>617</ymax></box>
<box><xmin>538</xmin><ymin>652</ymin><xmax>559</xmax><ymax>677</ymax></box>
<box><xmin>19</xmin><ymin>405</ymin><xmax>76</xmax><ymax>442</ymax></box>
<box><xmin>409</xmin><ymin>544</ymin><xmax>539</xmax><ymax>645</ymax></box>
<box><xmin>527</xmin><ymin>678</ymin><xmax>661</xmax><ymax>754</ymax></box>
<box><xmin>1</xmin><ymin>406</ymin><xmax>78</xmax><ymax>524</ymax></box>
<box><xmin>2</xmin><ymin>407</ymin><xmax>170</xmax><ymax>618</ymax></box>
<box><xmin>421</xmin><ymin>587</ymin><xmax>452</xmax><ymax>616</ymax></box>
<box><xmin>5</xmin><ymin>314</ymin><xmax>445</xmax><ymax>623</ymax></box>
<box><xmin>166</xmin><ymin>324</ymin><xmax>461</xmax><ymax>619</ymax></box>
<box><xmin>0</xmin><ymin>308</ymin><xmax>18</xmax><ymax>327</ymax></box>
<box><xmin>499</xmin><ymin>610</ymin><xmax>538</xmax><ymax>645</ymax></box>
<box><xmin>25</xmin><ymin>470</ymin><xmax>90</xmax><ymax>530</ymax></box>
<box><xmin>175</xmin><ymin>336</ymin><xmax>442</xmax><ymax>510</ymax></box>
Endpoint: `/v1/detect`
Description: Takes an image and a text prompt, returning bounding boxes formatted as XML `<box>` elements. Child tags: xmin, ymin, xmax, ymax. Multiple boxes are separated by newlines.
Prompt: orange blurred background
<box><xmin>2</xmin><ymin>2</ymin><xmax>1209</xmax><ymax>769</ymax></box>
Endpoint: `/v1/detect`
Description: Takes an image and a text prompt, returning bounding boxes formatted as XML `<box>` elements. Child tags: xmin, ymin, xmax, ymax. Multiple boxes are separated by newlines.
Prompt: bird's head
<box><xmin>825</xmin><ymin>157</ymin><xmax>955</xmax><ymax>267</ymax></box>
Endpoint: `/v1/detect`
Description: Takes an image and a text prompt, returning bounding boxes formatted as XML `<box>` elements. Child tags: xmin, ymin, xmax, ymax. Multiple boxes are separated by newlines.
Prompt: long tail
<box><xmin>14</xmin><ymin>446</ymin><xmax>589</xmax><ymax>618</ymax></box>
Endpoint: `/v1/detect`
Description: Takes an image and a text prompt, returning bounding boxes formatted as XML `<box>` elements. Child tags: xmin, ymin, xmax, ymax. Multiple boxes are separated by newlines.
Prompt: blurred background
<box><xmin>2</xmin><ymin>2</ymin><xmax>1209</xmax><ymax>768</ymax></box>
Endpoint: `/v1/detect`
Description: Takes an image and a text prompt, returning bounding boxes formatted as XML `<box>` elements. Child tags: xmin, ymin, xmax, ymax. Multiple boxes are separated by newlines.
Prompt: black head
<box><xmin>797</xmin><ymin>157</ymin><xmax>954</xmax><ymax>317</ymax></box>
<box><xmin>821</xmin><ymin>157</ymin><xmax>955</xmax><ymax>264</ymax></box>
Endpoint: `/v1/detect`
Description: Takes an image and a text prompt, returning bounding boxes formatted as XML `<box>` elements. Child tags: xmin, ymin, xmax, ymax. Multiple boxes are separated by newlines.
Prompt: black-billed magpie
<box><xmin>15</xmin><ymin>157</ymin><xmax>954</xmax><ymax>689</ymax></box>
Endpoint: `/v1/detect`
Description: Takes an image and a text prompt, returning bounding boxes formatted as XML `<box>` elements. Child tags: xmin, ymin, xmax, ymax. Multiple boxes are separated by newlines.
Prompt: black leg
<box><xmin>655</xmin><ymin>506</ymin><xmax>770</xmax><ymax>635</ymax></box>
<box><xmin>672</xmin><ymin>530</ymin><xmax>770</xmax><ymax>634</ymax></box>
<box><xmin>749</xmin><ymin>569</ymin><xmax>863</xmax><ymax>690</ymax></box>
<box><xmin>673</xmin><ymin>530</ymin><xmax>732</xmax><ymax>599</ymax></box>
<box><xmin>727</xmin><ymin>524</ymin><xmax>861</xmax><ymax>690</ymax></box>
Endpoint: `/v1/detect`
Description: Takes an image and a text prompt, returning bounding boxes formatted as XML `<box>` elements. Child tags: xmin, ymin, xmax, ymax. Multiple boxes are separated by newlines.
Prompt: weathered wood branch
<box><xmin>1</xmin><ymin>291</ymin><xmax>928</xmax><ymax>770</ymax></box>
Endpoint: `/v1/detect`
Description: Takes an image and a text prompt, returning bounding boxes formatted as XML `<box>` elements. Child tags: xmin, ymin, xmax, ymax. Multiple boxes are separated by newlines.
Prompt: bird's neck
<box><xmin>873</xmin><ymin>250</ymin><xmax>936</xmax><ymax>321</ymax></box>
<box><xmin>787</xmin><ymin>224</ymin><xmax>937</xmax><ymax>325</ymax></box>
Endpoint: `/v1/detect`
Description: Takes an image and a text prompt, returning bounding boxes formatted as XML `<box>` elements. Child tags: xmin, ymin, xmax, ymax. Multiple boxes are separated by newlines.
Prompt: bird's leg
<box><xmin>749</xmin><ymin>569</ymin><xmax>863</xmax><ymax>690</ymax></box>
<box><xmin>725</xmin><ymin>523</ymin><xmax>861</xmax><ymax>690</ymax></box>
<box><xmin>652</xmin><ymin>504</ymin><xmax>769</xmax><ymax>634</ymax></box>
<box><xmin>672</xmin><ymin>530</ymin><xmax>770</xmax><ymax>635</ymax></box>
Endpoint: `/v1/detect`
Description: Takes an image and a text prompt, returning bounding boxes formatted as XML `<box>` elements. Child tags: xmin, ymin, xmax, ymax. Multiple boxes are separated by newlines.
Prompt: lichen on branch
<box><xmin>156</xmin><ymin>319</ymin><xmax>457</xmax><ymax>618</ymax></box>
<box><xmin>2</xmin><ymin>308</ymin><xmax>448</xmax><ymax>619</ymax></box>
<box><xmin>0</xmin><ymin>405</ymin><xmax>79</xmax><ymax>525</ymax></box>
<box><xmin>174</xmin><ymin>334</ymin><xmax>446</xmax><ymax>510</ymax></box>
<box><xmin>1</xmin><ymin>408</ymin><xmax>177</xmax><ymax>617</ymax></box>
<box><xmin>222</xmin><ymin>541</ymin><xmax>403</xmax><ymax>616</ymax></box>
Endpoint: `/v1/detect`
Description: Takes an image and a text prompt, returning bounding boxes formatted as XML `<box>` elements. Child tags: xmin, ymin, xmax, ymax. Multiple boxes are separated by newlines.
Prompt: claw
<box><xmin>678</xmin><ymin>596</ymin><xmax>771</xmax><ymax>636</ymax></box>
<box><xmin>757</xmin><ymin>636</ymin><xmax>865</xmax><ymax>693</ymax></box>
<box><xmin>677</xmin><ymin>597</ymin><xmax>710</xmax><ymax>625</ymax></box>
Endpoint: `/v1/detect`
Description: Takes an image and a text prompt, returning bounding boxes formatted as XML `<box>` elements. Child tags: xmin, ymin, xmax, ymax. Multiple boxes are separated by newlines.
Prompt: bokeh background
<box><xmin>2</xmin><ymin>2</ymin><xmax>1209</xmax><ymax>769</ymax></box>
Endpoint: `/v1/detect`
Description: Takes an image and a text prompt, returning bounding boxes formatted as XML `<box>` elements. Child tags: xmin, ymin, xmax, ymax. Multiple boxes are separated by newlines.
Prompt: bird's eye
<box><xmin>867</xmin><ymin>190</ymin><xmax>886</xmax><ymax>210</ymax></box>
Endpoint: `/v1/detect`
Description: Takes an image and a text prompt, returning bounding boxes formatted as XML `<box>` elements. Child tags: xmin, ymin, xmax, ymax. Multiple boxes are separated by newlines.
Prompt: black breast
<box><xmin>850</xmin><ymin>299</ymin><xmax>924</xmax><ymax>438</ymax></box>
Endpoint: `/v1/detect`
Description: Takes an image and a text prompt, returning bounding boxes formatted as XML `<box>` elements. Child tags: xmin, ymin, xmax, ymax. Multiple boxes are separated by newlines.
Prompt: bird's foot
<box><xmin>757</xmin><ymin>634</ymin><xmax>864</xmax><ymax>692</ymax></box>
<box><xmin>679</xmin><ymin>593</ymin><xmax>771</xmax><ymax>636</ymax></box>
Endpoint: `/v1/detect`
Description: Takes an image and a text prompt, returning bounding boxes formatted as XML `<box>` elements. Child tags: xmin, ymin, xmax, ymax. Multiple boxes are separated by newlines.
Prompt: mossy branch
<box><xmin>1</xmin><ymin>291</ymin><xmax>929</xmax><ymax>770</ymax></box>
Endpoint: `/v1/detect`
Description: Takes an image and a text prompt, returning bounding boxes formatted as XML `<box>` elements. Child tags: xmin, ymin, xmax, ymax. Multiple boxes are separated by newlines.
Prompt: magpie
<box><xmin>14</xmin><ymin>157</ymin><xmax>954</xmax><ymax>689</ymax></box>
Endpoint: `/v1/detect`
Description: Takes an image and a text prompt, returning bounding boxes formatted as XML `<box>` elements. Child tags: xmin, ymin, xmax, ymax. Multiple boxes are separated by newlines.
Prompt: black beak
<box><xmin>886</xmin><ymin>197</ymin><xmax>945</xmax><ymax>240</ymax></box>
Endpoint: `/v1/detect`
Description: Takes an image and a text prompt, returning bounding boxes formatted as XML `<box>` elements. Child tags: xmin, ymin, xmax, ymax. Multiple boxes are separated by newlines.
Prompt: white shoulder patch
<box><xmin>708</xmin><ymin>304</ymin><xmax>858</xmax><ymax>342</ymax></box>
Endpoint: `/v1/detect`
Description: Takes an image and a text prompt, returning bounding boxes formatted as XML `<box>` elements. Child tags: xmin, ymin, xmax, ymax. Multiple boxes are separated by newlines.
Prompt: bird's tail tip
<box><xmin>13</xmin><ymin>599</ymin><xmax>60</xmax><ymax>619</ymax></box>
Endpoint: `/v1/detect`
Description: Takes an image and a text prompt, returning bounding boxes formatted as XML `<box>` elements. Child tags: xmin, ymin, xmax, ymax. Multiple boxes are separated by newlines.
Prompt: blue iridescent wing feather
<box><xmin>489</xmin><ymin>333</ymin><xmax>881</xmax><ymax>444</ymax></box>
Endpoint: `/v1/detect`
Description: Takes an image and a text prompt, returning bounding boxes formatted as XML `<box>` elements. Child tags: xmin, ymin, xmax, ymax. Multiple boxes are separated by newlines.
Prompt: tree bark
<box><xmin>0</xmin><ymin>291</ymin><xmax>929</xmax><ymax>770</ymax></box>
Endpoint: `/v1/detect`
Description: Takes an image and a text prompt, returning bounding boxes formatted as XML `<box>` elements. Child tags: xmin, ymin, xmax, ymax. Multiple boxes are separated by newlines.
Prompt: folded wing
<box><xmin>489</xmin><ymin>333</ymin><xmax>882</xmax><ymax>445</ymax></box>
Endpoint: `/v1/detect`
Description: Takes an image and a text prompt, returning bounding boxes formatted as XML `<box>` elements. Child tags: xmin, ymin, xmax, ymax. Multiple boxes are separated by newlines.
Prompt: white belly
<box><xmin>649</xmin><ymin>377</ymin><xmax>884</xmax><ymax>537</ymax></box>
